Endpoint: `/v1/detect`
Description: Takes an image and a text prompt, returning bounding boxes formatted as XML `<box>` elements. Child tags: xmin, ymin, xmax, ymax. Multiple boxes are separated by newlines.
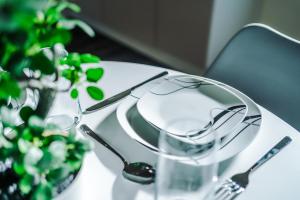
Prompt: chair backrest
<box><xmin>205</xmin><ymin>24</ymin><xmax>300</xmax><ymax>131</ymax></box>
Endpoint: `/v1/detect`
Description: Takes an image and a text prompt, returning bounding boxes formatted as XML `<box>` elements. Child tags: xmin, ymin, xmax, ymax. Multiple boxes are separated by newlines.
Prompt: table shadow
<box><xmin>90</xmin><ymin>111</ymin><xmax>156</xmax><ymax>175</ymax></box>
<box><xmin>112</xmin><ymin>175</ymin><xmax>154</xmax><ymax>200</ymax></box>
<box><xmin>87</xmin><ymin>109</ymin><xmax>233</xmax><ymax>200</ymax></box>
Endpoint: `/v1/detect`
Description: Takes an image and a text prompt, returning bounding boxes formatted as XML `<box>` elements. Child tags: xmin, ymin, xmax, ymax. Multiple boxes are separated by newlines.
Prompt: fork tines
<box><xmin>214</xmin><ymin>179</ymin><xmax>244</xmax><ymax>200</ymax></box>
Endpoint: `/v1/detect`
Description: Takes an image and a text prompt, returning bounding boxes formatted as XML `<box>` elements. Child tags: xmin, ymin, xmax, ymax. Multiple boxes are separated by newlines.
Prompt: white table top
<box><xmin>52</xmin><ymin>61</ymin><xmax>300</xmax><ymax>200</ymax></box>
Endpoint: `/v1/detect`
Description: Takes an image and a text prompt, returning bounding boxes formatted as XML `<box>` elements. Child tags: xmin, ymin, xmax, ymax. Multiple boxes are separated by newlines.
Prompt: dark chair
<box><xmin>205</xmin><ymin>24</ymin><xmax>300</xmax><ymax>131</ymax></box>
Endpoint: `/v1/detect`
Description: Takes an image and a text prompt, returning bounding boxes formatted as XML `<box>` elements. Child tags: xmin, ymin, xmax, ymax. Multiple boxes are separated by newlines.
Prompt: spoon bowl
<box><xmin>123</xmin><ymin>162</ymin><xmax>155</xmax><ymax>184</ymax></box>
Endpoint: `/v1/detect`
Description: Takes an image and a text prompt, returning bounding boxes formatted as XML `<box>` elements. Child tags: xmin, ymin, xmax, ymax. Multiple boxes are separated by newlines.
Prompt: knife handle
<box><xmin>249</xmin><ymin>136</ymin><xmax>292</xmax><ymax>173</ymax></box>
<box><xmin>84</xmin><ymin>89</ymin><xmax>131</xmax><ymax>114</ymax></box>
<box><xmin>83</xmin><ymin>71</ymin><xmax>168</xmax><ymax>114</ymax></box>
<box><xmin>131</xmin><ymin>71</ymin><xmax>168</xmax><ymax>90</ymax></box>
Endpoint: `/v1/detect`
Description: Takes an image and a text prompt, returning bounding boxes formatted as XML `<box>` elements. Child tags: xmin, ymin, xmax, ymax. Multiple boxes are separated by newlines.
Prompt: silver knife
<box><xmin>83</xmin><ymin>71</ymin><xmax>168</xmax><ymax>114</ymax></box>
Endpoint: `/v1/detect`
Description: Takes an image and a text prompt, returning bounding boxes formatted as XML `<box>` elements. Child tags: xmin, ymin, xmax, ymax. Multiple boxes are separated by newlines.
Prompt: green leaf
<box><xmin>19</xmin><ymin>174</ymin><xmax>34</xmax><ymax>194</ymax></box>
<box><xmin>39</xmin><ymin>28</ymin><xmax>72</xmax><ymax>47</ymax></box>
<box><xmin>30</xmin><ymin>52</ymin><xmax>55</xmax><ymax>75</ymax></box>
<box><xmin>80</xmin><ymin>54</ymin><xmax>100</xmax><ymax>63</ymax></box>
<box><xmin>36</xmin><ymin>150</ymin><xmax>54</xmax><ymax>172</ymax></box>
<box><xmin>20</xmin><ymin>106</ymin><xmax>34</xmax><ymax>123</ymax></box>
<box><xmin>66</xmin><ymin>159</ymin><xmax>82</xmax><ymax>171</ymax></box>
<box><xmin>0</xmin><ymin>71</ymin><xmax>21</xmax><ymax>100</ymax></box>
<box><xmin>35</xmin><ymin>143</ymin><xmax>65</xmax><ymax>171</ymax></box>
<box><xmin>32</xmin><ymin>182</ymin><xmax>53</xmax><ymax>200</ymax></box>
<box><xmin>22</xmin><ymin>128</ymin><xmax>33</xmax><ymax>141</ymax></box>
<box><xmin>18</xmin><ymin>139</ymin><xmax>31</xmax><ymax>153</ymax></box>
<box><xmin>42</xmin><ymin>135</ymin><xmax>67</xmax><ymax>146</ymax></box>
<box><xmin>86</xmin><ymin>86</ymin><xmax>104</xmax><ymax>100</ymax></box>
<box><xmin>86</xmin><ymin>67</ymin><xmax>104</xmax><ymax>82</ymax></box>
<box><xmin>60</xmin><ymin>53</ymin><xmax>81</xmax><ymax>68</ymax></box>
<box><xmin>61</xmin><ymin>69</ymin><xmax>80</xmax><ymax>84</ymax></box>
<box><xmin>28</xmin><ymin>116</ymin><xmax>45</xmax><ymax>134</ymax></box>
<box><xmin>24</xmin><ymin>146</ymin><xmax>43</xmax><ymax>175</ymax></box>
<box><xmin>49</xmin><ymin>141</ymin><xmax>66</xmax><ymax>166</ymax></box>
<box><xmin>56</xmin><ymin>1</ymin><xmax>81</xmax><ymax>13</ymax></box>
<box><xmin>77</xmin><ymin>139</ymin><xmax>92</xmax><ymax>152</ymax></box>
<box><xmin>45</xmin><ymin>7</ymin><xmax>61</xmax><ymax>24</ymax></box>
<box><xmin>70</xmin><ymin>88</ymin><xmax>79</xmax><ymax>99</ymax></box>
<box><xmin>0</xmin><ymin>106</ymin><xmax>20</xmax><ymax>126</ymax></box>
<box><xmin>4</xmin><ymin>51</ymin><xmax>30</xmax><ymax>77</ymax></box>
<box><xmin>5</xmin><ymin>128</ymin><xmax>17</xmax><ymax>140</ymax></box>
<box><xmin>47</xmin><ymin>165</ymin><xmax>71</xmax><ymax>184</ymax></box>
<box><xmin>13</xmin><ymin>158</ymin><xmax>26</xmax><ymax>175</ymax></box>
<box><xmin>0</xmin><ymin>41</ymin><xmax>19</xmax><ymax>68</ymax></box>
<box><xmin>58</xmin><ymin>19</ymin><xmax>95</xmax><ymax>37</ymax></box>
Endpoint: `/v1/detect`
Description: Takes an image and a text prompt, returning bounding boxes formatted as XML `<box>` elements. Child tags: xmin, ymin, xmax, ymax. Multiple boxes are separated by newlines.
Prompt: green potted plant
<box><xmin>0</xmin><ymin>109</ymin><xmax>91</xmax><ymax>199</ymax></box>
<box><xmin>0</xmin><ymin>0</ymin><xmax>103</xmax><ymax>199</ymax></box>
<box><xmin>0</xmin><ymin>0</ymin><xmax>105</xmax><ymax>117</ymax></box>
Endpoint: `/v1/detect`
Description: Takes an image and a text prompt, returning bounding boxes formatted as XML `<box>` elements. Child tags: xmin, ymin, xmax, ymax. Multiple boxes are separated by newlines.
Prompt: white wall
<box><xmin>206</xmin><ymin>0</ymin><xmax>262</xmax><ymax>67</ymax></box>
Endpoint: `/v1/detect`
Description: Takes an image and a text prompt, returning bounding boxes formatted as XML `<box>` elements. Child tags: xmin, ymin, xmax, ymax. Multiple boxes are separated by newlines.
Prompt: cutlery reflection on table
<box><xmin>214</xmin><ymin>136</ymin><xmax>292</xmax><ymax>200</ymax></box>
<box><xmin>79</xmin><ymin>124</ymin><xmax>156</xmax><ymax>184</ymax></box>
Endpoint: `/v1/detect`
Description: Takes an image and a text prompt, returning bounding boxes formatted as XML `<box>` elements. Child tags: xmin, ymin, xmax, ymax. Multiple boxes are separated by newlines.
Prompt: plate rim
<box><xmin>116</xmin><ymin>75</ymin><xmax>262</xmax><ymax>162</ymax></box>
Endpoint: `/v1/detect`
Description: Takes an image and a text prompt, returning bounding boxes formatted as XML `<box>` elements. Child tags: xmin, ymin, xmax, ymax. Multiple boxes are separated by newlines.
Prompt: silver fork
<box><xmin>215</xmin><ymin>136</ymin><xmax>292</xmax><ymax>200</ymax></box>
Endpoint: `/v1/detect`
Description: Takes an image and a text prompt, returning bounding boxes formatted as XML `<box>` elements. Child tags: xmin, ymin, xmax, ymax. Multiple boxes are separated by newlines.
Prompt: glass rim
<box><xmin>157</xmin><ymin>117</ymin><xmax>218</xmax><ymax>162</ymax></box>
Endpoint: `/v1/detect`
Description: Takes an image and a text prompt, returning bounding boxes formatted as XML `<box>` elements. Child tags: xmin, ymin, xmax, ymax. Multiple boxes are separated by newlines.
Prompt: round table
<box><xmin>53</xmin><ymin>61</ymin><xmax>300</xmax><ymax>200</ymax></box>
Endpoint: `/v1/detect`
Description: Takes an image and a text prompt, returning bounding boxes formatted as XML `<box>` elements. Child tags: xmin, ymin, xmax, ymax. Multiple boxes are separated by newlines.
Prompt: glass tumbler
<box><xmin>155</xmin><ymin>118</ymin><xmax>219</xmax><ymax>200</ymax></box>
<box><xmin>46</xmin><ymin>90</ymin><xmax>82</xmax><ymax>131</ymax></box>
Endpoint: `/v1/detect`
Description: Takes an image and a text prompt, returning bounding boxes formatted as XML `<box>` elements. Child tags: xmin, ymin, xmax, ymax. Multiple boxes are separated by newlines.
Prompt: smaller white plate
<box><xmin>137</xmin><ymin>75</ymin><xmax>248</xmax><ymax>138</ymax></box>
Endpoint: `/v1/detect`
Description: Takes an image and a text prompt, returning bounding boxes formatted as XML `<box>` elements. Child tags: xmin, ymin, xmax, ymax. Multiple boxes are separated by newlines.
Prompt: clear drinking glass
<box><xmin>155</xmin><ymin>117</ymin><xmax>219</xmax><ymax>200</ymax></box>
<box><xmin>46</xmin><ymin>90</ymin><xmax>82</xmax><ymax>131</ymax></box>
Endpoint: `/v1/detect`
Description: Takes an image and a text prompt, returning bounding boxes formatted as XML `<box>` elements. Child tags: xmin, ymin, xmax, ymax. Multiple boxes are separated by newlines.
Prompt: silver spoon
<box><xmin>80</xmin><ymin>124</ymin><xmax>156</xmax><ymax>184</ymax></box>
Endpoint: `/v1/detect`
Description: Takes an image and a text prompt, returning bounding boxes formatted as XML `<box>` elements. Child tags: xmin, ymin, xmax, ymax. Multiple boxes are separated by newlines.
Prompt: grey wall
<box><xmin>73</xmin><ymin>0</ymin><xmax>300</xmax><ymax>73</ymax></box>
<box><xmin>73</xmin><ymin>0</ymin><xmax>213</xmax><ymax>75</ymax></box>
<box><xmin>260</xmin><ymin>0</ymin><xmax>300</xmax><ymax>41</ymax></box>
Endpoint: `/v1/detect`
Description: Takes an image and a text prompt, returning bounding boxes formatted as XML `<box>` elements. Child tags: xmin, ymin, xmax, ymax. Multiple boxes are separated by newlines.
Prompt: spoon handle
<box><xmin>80</xmin><ymin>124</ymin><xmax>128</xmax><ymax>165</ymax></box>
<box><xmin>249</xmin><ymin>136</ymin><xmax>292</xmax><ymax>173</ymax></box>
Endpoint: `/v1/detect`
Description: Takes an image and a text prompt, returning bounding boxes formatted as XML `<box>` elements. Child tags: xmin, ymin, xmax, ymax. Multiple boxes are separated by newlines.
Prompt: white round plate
<box><xmin>116</xmin><ymin>75</ymin><xmax>262</xmax><ymax>162</ymax></box>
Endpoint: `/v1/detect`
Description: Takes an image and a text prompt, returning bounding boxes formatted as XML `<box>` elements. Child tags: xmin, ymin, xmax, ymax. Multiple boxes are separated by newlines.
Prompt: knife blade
<box><xmin>83</xmin><ymin>71</ymin><xmax>168</xmax><ymax>114</ymax></box>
